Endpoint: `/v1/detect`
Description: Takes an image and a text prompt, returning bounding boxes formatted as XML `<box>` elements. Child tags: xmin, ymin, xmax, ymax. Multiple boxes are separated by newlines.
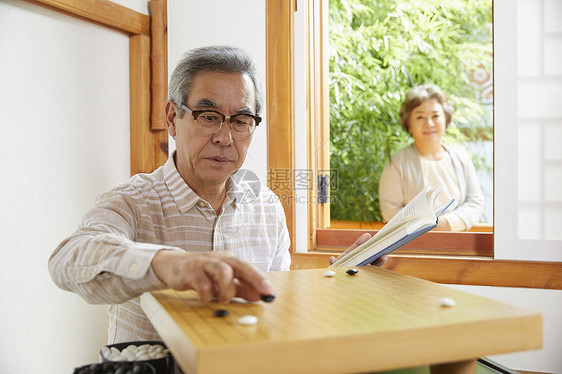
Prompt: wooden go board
<box><xmin>140</xmin><ymin>266</ymin><xmax>542</xmax><ymax>374</ymax></box>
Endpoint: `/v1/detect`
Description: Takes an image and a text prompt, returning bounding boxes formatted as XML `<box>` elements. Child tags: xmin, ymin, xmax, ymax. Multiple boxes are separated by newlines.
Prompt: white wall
<box><xmin>495</xmin><ymin>0</ymin><xmax>562</xmax><ymax>262</ymax></box>
<box><xmin>294</xmin><ymin>2</ymin><xmax>309</xmax><ymax>252</ymax></box>
<box><xmin>0</xmin><ymin>1</ymin><xmax>135</xmax><ymax>372</ymax></box>
<box><xmin>461</xmin><ymin>1</ymin><xmax>562</xmax><ymax>371</ymax></box>
<box><xmin>448</xmin><ymin>285</ymin><xmax>562</xmax><ymax>372</ymax></box>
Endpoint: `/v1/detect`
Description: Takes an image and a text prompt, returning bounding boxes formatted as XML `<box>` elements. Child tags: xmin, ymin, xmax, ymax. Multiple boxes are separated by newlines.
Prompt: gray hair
<box><xmin>399</xmin><ymin>84</ymin><xmax>454</xmax><ymax>131</ymax></box>
<box><xmin>168</xmin><ymin>45</ymin><xmax>264</xmax><ymax>117</ymax></box>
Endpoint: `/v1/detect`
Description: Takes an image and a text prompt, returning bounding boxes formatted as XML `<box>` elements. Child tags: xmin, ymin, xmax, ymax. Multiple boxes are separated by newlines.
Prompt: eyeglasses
<box><xmin>180</xmin><ymin>104</ymin><xmax>261</xmax><ymax>140</ymax></box>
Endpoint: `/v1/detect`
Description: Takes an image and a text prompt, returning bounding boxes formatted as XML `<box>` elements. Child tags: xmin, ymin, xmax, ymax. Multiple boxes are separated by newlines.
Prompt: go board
<box><xmin>140</xmin><ymin>267</ymin><xmax>542</xmax><ymax>374</ymax></box>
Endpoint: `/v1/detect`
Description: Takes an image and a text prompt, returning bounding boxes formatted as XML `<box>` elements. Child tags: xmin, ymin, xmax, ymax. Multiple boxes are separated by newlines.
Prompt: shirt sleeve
<box><xmin>449</xmin><ymin>150</ymin><xmax>485</xmax><ymax>230</ymax></box>
<box><xmin>378</xmin><ymin>160</ymin><xmax>405</xmax><ymax>222</ymax></box>
<box><xmin>48</xmin><ymin>191</ymin><xmax>180</xmax><ymax>305</ymax></box>
<box><xmin>440</xmin><ymin>212</ymin><xmax>467</xmax><ymax>231</ymax></box>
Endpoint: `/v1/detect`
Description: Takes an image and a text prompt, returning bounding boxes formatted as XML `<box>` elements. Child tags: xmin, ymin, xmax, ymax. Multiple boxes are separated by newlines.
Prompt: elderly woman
<box><xmin>378</xmin><ymin>84</ymin><xmax>484</xmax><ymax>231</ymax></box>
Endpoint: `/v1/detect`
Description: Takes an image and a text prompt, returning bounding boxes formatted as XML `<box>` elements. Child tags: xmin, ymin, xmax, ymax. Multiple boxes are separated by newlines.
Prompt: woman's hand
<box><xmin>328</xmin><ymin>233</ymin><xmax>388</xmax><ymax>267</ymax></box>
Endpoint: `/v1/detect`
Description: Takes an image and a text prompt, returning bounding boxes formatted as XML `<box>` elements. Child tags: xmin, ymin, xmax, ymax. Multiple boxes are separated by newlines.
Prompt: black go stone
<box><xmin>346</xmin><ymin>268</ymin><xmax>359</xmax><ymax>275</ymax></box>
<box><xmin>260</xmin><ymin>294</ymin><xmax>275</xmax><ymax>302</ymax></box>
<box><xmin>74</xmin><ymin>361</ymin><xmax>155</xmax><ymax>374</ymax></box>
<box><xmin>214</xmin><ymin>309</ymin><xmax>229</xmax><ymax>317</ymax></box>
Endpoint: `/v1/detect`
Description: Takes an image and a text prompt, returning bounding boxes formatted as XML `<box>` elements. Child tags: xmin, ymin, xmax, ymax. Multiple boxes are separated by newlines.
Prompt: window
<box><xmin>328</xmin><ymin>0</ymin><xmax>493</xmax><ymax>226</ymax></box>
<box><xmin>268</xmin><ymin>0</ymin><xmax>560</xmax><ymax>287</ymax></box>
<box><xmin>305</xmin><ymin>0</ymin><xmax>493</xmax><ymax>255</ymax></box>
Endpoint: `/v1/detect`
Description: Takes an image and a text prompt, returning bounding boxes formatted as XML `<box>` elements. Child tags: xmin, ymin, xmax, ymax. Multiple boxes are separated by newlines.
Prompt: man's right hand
<box><xmin>151</xmin><ymin>250</ymin><xmax>273</xmax><ymax>304</ymax></box>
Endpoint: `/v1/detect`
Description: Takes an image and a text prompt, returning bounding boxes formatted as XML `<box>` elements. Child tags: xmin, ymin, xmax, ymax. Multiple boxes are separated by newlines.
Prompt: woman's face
<box><xmin>407</xmin><ymin>98</ymin><xmax>447</xmax><ymax>145</ymax></box>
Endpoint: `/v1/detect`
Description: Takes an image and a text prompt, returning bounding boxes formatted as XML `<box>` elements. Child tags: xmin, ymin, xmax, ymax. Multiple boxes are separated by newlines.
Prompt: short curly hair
<box><xmin>399</xmin><ymin>84</ymin><xmax>454</xmax><ymax>132</ymax></box>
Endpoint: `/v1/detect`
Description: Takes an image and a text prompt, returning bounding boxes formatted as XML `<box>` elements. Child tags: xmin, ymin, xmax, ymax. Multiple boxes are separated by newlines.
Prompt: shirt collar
<box><xmin>226</xmin><ymin>172</ymin><xmax>261</xmax><ymax>210</ymax></box>
<box><xmin>163</xmin><ymin>151</ymin><xmax>241</xmax><ymax>214</ymax></box>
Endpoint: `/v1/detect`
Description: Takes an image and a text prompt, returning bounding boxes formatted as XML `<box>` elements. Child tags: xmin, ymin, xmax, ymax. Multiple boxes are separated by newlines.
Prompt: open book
<box><xmin>330</xmin><ymin>185</ymin><xmax>453</xmax><ymax>267</ymax></box>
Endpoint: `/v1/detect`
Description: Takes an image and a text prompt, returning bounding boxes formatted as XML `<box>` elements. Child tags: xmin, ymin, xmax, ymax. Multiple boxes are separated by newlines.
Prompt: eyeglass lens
<box><xmin>196</xmin><ymin>112</ymin><xmax>256</xmax><ymax>139</ymax></box>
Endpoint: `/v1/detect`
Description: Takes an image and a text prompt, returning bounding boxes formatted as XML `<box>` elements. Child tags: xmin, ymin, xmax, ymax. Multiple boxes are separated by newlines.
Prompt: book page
<box><xmin>331</xmin><ymin>185</ymin><xmax>443</xmax><ymax>267</ymax></box>
<box><xmin>376</xmin><ymin>185</ymin><xmax>440</xmax><ymax>237</ymax></box>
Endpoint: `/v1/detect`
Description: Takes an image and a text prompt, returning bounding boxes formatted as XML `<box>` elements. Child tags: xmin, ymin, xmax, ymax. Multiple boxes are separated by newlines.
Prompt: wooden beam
<box><xmin>290</xmin><ymin>252</ymin><xmax>562</xmax><ymax>290</ymax></box>
<box><xmin>150</xmin><ymin>0</ymin><xmax>168</xmax><ymax>131</ymax></box>
<box><xmin>329</xmin><ymin>220</ymin><xmax>494</xmax><ymax>232</ymax></box>
<box><xmin>22</xmin><ymin>0</ymin><xmax>150</xmax><ymax>35</ymax></box>
<box><xmin>153</xmin><ymin>129</ymin><xmax>169</xmax><ymax>169</ymax></box>
<box><xmin>129</xmin><ymin>34</ymin><xmax>153</xmax><ymax>175</ymax></box>
<box><xmin>305</xmin><ymin>0</ymin><xmax>330</xmax><ymax>250</ymax></box>
<box><xmin>150</xmin><ymin>0</ymin><xmax>169</xmax><ymax>169</ymax></box>
<box><xmin>316</xmin><ymin>229</ymin><xmax>494</xmax><ymax>257</ymax></box>
<box><xmin>266</xmin><ymin>0</ymin><xmax>296</xmax><ymax>251</ymax></box>
<box><xmin>305</xmin><ymin>0</ymin><xmax>318</xmax><ymax>251</ymax></box>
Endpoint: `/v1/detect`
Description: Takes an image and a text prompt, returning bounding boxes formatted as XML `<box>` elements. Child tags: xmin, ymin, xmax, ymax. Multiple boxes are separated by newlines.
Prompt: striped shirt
<box><xmin>48</xmin><ymin>154</ymin><xmax>291</xmax><ymax>343</ymax></box>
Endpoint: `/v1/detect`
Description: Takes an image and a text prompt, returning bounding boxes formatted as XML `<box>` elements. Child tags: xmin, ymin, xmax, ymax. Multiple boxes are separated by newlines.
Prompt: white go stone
<box><xmin>237</xmin><ymin>315</ymin><xmax>258</xmax><ymax>325</ymax></box>
<box><xmin>101</xmin><ymin>346</ymin><xmax>111</xmax><ymax>358</ymax></box>
<box><xmin>323</xmin><ymin>270</ymin><xmax>336</xmax><ymax>277</ymax></box>
<box><xmin>439</xmin><ymin>297</ymin><xmax>455</xmax><ymax>307</ymax></box>
<box><xmin>102</xmin><ymin>343</ymin><xmax>169</xmax><ymax>361</ymax></box>
<box><xmin>122</xmin><ymin>350</ymin><xmax>136</xmax><ymax>360</ymax></box>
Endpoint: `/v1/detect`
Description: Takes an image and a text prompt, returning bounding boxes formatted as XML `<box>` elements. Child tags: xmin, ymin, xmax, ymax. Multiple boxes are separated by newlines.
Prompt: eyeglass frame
<box><xmin>180</xmin><ymin>103</ymin><xmax>262</xmax><ymax>139</ymax></box>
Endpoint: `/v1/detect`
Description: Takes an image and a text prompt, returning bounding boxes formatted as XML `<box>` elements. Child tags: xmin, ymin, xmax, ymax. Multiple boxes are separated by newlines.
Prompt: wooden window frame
<box><xmin>266</xmin><ymin>0</ymin><xmax>297</xmax><ymax>252</ymax></box>
<box><xmin>306</xmin><ymin>0</ymin><xmax>493</xmax><ymax>256</ymax></box>
<box><xmin>266</xmin><ymin>0</ymin><xmax>561</xmax><ymax>290</ymax></box>
<box><xmin>24</xmin><ymin>0</ymin><xmax>169</xmax><ymax>175</ymax></box>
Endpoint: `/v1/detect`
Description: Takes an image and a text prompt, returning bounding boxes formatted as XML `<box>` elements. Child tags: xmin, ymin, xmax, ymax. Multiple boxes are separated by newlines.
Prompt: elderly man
<box><xmin>49</xmin><ymin>45</ymin><xmax>381</xmax><ymax>344</ymax></box>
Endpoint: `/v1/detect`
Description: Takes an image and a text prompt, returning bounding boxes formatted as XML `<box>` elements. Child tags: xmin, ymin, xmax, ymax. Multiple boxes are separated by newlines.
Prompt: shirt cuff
<box><xmin>443</xmin><ymin>213</ymin><xmax>467</xmax><ymax>231</ymax></box>
<box><xmin>116</xmin><ymin>242</ymin><xmax>183</xmax><ymax>291</ymax></box>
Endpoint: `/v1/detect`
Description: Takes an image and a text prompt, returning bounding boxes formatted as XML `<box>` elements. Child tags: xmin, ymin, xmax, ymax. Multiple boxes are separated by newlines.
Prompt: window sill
<box><xmin>316</xmin><ymin>229</ymin><xmax>494</xmax><ymax>257</ymax></box>
<box><xmin>290</xmin><ymin>252</ymin><xmax>562</xmax><ymax>290</ymax></box>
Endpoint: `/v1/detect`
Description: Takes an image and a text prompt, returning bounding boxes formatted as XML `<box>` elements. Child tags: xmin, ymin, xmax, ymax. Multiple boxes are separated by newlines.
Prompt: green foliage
<box><xmin>329</xmin><ymin>0</ymin><xmax>493</xmax><ymax>222</ymax></box>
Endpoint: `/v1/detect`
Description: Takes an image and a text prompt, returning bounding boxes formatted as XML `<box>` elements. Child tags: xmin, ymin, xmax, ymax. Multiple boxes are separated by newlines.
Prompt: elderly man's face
<box><xmin>167</xmin><ymin>71</ymin><xmax>256</xmax><ymax>194</ymax></box>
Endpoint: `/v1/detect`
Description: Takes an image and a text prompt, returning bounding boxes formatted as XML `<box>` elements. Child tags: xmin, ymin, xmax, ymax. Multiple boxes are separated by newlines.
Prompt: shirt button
<box><xmin>198</xmin><ymin>201</ymin><xmax>206</xmax><ymax>208</ymax></box>
<box><xmin>129</xmin><ymin>262</ymin><xmax>138</xmax><ymax>273</ymax></box>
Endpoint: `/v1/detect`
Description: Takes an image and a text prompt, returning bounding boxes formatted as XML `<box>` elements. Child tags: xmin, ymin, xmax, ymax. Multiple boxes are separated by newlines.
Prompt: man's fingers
<box><xmin>189</xmin><ymin>270</ymin><xmax>214</xmax><ymax>303</ymax></box>
<box><xmin>233</xmin><ymin>277</ymin><xmax>273</xmax><ymax>302</ymax></box>
<box><xmin>151</xmin><ymin>250</ymin><xmax>273</xmax><ymax>304</ymax></box>
<box><xmin>204</xmin><ymin>260</ymin><xmax>236</xmax><ymax>304</ymax></box>
<box><xmin>233</xmin><ymin>279</ymin><xmax>261</xmax><ymax>302</ymax></box>
<box><xmin>223</xmin><ymin>256</ymin><xmax>273</xmax><ymax>299</ymax></box>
